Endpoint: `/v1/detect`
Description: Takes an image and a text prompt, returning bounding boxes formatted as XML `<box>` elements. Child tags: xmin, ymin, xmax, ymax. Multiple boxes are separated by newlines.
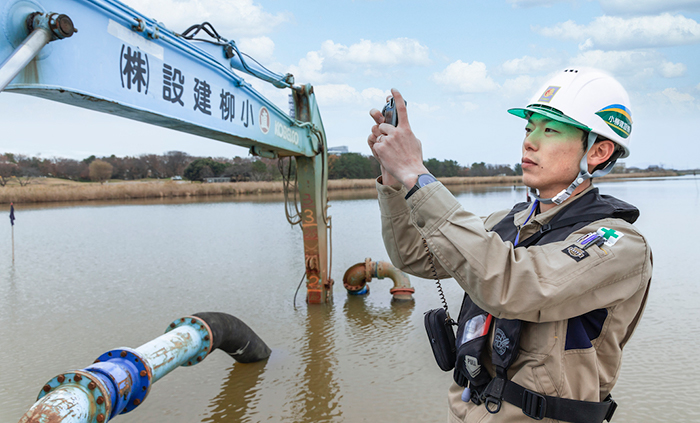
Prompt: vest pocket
<box><xmin>454</xmin><ymin>314</ymin><xmax>493</xmax><ymax>389</ymax></box>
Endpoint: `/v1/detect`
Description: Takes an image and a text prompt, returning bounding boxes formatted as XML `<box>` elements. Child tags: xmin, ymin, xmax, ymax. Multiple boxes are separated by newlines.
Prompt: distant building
<box><xmin>203</xmin><ymin>176</ymin><xmax>231</xmax><ymax>183</ymax></box>
<box><xmin>328</xmin><ymin>146</ymin><xmax>349</xmax><ymax>155</ymax></box>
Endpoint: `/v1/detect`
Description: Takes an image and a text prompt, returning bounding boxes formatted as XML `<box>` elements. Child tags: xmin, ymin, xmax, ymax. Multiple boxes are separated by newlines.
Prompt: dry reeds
<box><xmin>0</xmin><ymin>180</ymin><xmax>286</xmax><ymax>204</ymax></box>
<box><xmin>0</xmin><ymin>171</ymin><xmax>677</xmax><ymax>205</ymax></box>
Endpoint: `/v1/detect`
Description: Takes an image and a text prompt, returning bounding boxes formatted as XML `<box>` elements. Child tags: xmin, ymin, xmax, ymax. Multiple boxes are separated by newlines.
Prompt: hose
<box><xmin>194</xmin><ymin>312</ymin><xmax>271</xmax><ymax>362</ymax></box>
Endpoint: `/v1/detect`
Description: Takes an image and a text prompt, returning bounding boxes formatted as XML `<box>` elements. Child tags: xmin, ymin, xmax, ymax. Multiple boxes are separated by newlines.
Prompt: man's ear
<box><xmin>588</xmin><ymin>140</ymin><xmax>616</xmax><ymax>170</ymax></box>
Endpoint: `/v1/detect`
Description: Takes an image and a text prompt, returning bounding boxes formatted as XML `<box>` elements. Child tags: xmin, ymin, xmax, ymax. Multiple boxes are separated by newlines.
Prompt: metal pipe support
<box><xmin>0</xmin><ymin>26</ymin><xmax>51</xmax><ymax>92</ymax></box>
<box><xmin>0</xmin><ymin>12</ymin><xmax>76</xmax><ymax>92</ymax></box>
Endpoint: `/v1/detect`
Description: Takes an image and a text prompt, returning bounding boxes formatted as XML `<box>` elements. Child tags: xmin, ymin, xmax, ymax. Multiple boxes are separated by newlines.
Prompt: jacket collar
<box><xmin>513</xmin><ymin>184</ymin><xmax>597</xmax><ymax>229</ymax></box>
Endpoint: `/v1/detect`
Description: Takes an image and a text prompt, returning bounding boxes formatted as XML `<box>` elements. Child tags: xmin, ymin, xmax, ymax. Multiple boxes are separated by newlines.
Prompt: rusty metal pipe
<box><xmin>343</xmin><ymin>258</ymin><xmax>415</xmax><ymax>301</ymax></box>
<box><xmin>18</xmin><ymin>384</ymin><xmax>94</xmax><ymax>423</ymax></box>
<box><xmin>19</xmin><ymin>313</ymin><xmax>269</xmax><ymax>423</ymax></box>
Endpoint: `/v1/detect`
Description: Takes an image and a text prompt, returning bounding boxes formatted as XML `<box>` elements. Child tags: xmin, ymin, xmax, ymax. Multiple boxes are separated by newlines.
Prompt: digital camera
<box><xmin>381</xmin><ymin>98</ymin><xmax>406</xmax><ymax>127</ymax></box>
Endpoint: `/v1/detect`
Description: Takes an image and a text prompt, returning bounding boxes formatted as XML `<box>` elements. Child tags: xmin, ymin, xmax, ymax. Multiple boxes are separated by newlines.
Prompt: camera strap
<box><xmin>422</xmin><ymin>237</ymin><xmax>459</xmax><ymax>371</ymax></box>
<box><xmin>422</xmin><ymin>237</ymin><xmax>454</xmax><ymax>322</ymax></box>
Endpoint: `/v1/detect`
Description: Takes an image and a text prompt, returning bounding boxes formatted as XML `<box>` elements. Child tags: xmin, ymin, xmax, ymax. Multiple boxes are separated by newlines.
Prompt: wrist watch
<box><xmin>405</xmin><ymin>173</ymin><xmax>437</xmax><ymax>199</ymax></box>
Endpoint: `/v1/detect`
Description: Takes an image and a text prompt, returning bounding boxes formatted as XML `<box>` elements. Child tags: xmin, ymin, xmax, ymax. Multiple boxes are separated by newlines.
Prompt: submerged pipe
<box><xmin>0</xmin><ymin>12</ymin><xmax>77</xmax><ymax>92</ymax></box>
<box><xmin>19</xmin><ymin>313</ymin><xmax>270</xmax><ymax>423</ymax></box>
<box><xmin>343</xmin><ymin>258</ymin><xmax>415</xmax><ymax>301</ymax></box>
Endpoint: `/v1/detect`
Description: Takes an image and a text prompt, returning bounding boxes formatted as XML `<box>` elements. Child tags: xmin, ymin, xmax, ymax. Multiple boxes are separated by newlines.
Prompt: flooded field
<box><xmin>1</xmin><ymin>176</ymin><xmax>699</xmax><ymax>422</ymax></box>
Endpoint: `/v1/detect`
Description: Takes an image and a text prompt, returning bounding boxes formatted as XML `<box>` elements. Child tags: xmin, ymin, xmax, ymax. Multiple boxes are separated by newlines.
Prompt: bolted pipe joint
<box><xmin>343</xmin><ymin>258</ymin><xmax>415</xmax><ymax>301</ymax></box>
<box><xmin>27</xmin><ymin>12</ymin><xmax>78</xmax><ymax>40</ymax></box>
<box><xmin>26</xmin><ymin>370</ymin><xmax>112</xmax><ymax>423</ymax></box>
<box><xmin>87</xmin><ymin>348</ymin><xmax>153</xmax><ymax>417</ymax></box>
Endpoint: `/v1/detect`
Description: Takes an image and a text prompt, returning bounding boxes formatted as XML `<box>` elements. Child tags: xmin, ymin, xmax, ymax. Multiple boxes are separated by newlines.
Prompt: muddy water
<box><xmin>1</xmin><ymin>176</ymin><xmax>698</xmax><ymax>422</ymax></box>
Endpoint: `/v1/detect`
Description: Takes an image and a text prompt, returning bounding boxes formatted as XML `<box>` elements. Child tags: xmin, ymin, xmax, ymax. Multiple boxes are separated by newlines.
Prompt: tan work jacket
<box><xmin>376</xmin><ymin>180</ymin><xmax>652</xmax><ymax>423</ymax></box>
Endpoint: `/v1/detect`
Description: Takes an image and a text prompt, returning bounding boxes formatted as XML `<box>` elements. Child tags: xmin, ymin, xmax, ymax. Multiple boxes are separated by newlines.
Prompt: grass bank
<box><xmin>0</xmin><ymin>172</ymin><xmax>678</xmax><ymax>205</ymax></box>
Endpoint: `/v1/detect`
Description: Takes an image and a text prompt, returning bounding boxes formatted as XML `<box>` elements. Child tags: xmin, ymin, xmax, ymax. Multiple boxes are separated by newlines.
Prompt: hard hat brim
<box><xmin>508</xmin><ymin>105</ymin><xmax>591</xmax><ymax>133</ymax></box>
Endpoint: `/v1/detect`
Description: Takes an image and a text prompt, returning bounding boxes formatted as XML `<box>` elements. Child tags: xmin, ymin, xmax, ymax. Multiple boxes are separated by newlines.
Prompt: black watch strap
<box><xmin>405</xmin><ymin>184</ymin><xmax>420</xmax><ymax>200</ymax></box>
<box><xmin>405</xmin><ymin>173</ymin><xmax>437</xmax><ymax>200</ymax></box>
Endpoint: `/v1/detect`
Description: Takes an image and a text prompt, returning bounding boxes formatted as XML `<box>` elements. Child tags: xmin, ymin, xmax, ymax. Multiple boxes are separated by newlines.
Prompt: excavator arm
<box><xmin>0</xmin><ymin>0</ymin><xmax>332</xmax><ymax>302</ymax></box>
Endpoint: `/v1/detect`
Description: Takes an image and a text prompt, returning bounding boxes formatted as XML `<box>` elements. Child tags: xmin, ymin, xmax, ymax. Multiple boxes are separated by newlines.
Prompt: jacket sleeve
<box><xmin>404</xmin><ymin>182</ymin><xmax>652</xmax><ymax>323</ymax></box>
<box><xmin>377</xmin><ymin>178</ymin><xmax>507</xmax><ymax>280</ymax></box>
<box><xmin>377</xmin><ymin>178</ymin><xmax>450</xmax><ymax>279</ymax></box>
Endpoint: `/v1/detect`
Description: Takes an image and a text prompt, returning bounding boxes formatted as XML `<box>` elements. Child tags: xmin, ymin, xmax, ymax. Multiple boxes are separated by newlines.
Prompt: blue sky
<box><xmin>1</xmin><ymin>0</ymin><xmax>699</xmax><ymax>169</ymax></box>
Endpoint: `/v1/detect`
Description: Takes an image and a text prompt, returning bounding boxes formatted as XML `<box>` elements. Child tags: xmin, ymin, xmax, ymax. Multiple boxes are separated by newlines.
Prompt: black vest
<box><xmin>453</xmin><ymin>188</ymin><xmax>639</xmax><ymax>395</ymax></box>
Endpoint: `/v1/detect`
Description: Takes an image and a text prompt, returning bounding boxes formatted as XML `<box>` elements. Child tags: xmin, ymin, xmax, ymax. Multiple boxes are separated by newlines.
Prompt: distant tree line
<box><xmin>183</xmin><ymin>156</ymin><xmax>278</xmax><ymax>181</ymax></box>
<box><xmin>0</xmin><ymin>150</ymin><xmax>676</xmax><ymax>187</ymax></box>
<box><xmin>0</xmin><ymin>151</ymin><xmax>281</xmax><ymax>184</ymax></box>
<box><xmin>326</xmin><ymin>153</ymin><xmax>523</xmax><ymax>179</ymax></box>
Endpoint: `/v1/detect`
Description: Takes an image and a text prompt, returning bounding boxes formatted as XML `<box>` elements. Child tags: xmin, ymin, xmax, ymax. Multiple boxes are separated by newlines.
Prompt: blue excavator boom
<box><xmin>0</xmin><ymin>0</ymin><xmax>332</xmax><ymax>303</ymax></box>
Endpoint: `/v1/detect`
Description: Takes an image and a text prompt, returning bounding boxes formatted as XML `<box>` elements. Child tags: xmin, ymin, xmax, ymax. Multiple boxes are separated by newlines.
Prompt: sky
<box><xmin>1</xmin><ymin>0</ymin><xmax>699</xmax><ymax>170</ymax></box>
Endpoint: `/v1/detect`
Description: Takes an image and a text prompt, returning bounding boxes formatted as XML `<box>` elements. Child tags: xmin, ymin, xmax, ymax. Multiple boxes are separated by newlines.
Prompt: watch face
<box><xmin>417</xmin><ymin>174</ymin><xmax>437</xmax><ymax>188</ymax></box>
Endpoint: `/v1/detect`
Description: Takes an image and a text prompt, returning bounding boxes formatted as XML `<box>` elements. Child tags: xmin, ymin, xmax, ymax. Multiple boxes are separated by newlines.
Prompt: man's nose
<box><xmin>523</xmin><ymin>132</ymin><xmax>540</xmax><ymax>151</ymax></box>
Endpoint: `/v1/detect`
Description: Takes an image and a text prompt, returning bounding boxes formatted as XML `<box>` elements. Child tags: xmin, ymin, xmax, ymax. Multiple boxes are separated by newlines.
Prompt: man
<box><xmin>367</xmin><ymin>68</ymin><xmax>651</xmax><ymax>423</ymax></box>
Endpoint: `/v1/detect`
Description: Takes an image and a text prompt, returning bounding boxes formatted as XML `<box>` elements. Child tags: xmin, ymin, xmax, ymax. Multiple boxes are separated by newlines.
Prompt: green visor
<box><xmin>507</xmin><ymin>104</ymin><xmax>591</xmax><ymax>133</ymax></box>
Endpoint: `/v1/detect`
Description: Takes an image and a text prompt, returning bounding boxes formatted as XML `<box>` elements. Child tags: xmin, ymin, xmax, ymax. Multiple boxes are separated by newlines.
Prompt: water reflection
<box><xmin>204</xmin><ymin>360</ymin><xmax>268</xmax><ymax>423</ymax></box>
<box><xmin>290</xmin><ymin>305</ymin><xmax>342</xmax><ymax>423</ymax></box>
<box><xmin>343</xmin><ymin>295</ymin><xmax>414</xmax><ymax>340</ymax></box>
<box><xmin>343</xmin><ymin>296</ymin><xmax>415</xmax><ymax>372</ymax></box>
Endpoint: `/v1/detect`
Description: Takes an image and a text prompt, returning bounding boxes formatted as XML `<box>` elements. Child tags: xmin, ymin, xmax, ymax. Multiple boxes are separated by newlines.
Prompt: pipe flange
<box><xmin>165</xmin><ymin>316</ymin><xmax>213</xmax><ymax>366</ymax></box>
<box><xmin>389</xmin><ymin>287</ymin><xmax>416</xmax><ymax>295</ymax></box>
<box><xmin>389</xmin><ymin>287</ymin><xmax>415</xmax><ymax>301</ymax></box>
<box><xmin>91</xmin><ymin>348</ymin><xmax>151</xmax><ymax>415</ymax></box>
<box><xmin>37</xmin><ymin>369</ymin><xmax>111</xmax><ymax>423</ymax></box>
<box><xmin>364</xmin><ymin>257</ymin><xmax>372</xmax><ymax>282</ymax></box>
<box><xmin>343</xmin><ymin>281</ymin><xmax>366</xmax><ymax>292</ymax></box>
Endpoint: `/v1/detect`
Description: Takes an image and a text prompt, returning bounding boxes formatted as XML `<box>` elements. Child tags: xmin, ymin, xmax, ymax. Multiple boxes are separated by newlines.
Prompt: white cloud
<box><xmin>569</xmin><ymin>50</ymin><xmax>687</xmax><ymax>79</ymax></box>
<box><xmin>411</xmin><ymin>102</ymin><xmax>441</xmax><ymax>113</ymax></box>
<box><xmin>578</xmin><ymin>38</ymin><xmax>594</xmax><ymax>50</ymax></box>
<box><xmin>638</xmin><ymin>87</ymin><xmax>699</xmax><ymax>115</ymax></box>
<box><xmin>320</xmin><ymin>39</ymin><xmax>430</xmax><ymax>68</ymax></box>
<box><xmin>501</xmin><ymin>56</ymin><xmax>560</xmax><ymax>74</ymax></box>
<box><xmin>289</xmin><ymin>50</ymin><xmax>331</xmax><ymax>84</ymax></box>
<box><xmin>660</xmin><ymin>61</ymin><xmax>687</xmax><ymax>78</ymax></box>
<box><xmin>601</xmin><ymin>0</ymin><xmax>700</xmax><ymax>15</ymax></box>
<box><xmin>289</xmin><ymin>38</ymin><xmax>430</xmax><ymax>83</ymax></box>
<box><xmin>121</xmin><ymin>0</ymin><xmax>289</xmax><ymax>38</ymax></box>
<box><xmin>660</xmin><ymin>87</ymin><xmax>695</xmax><ymax>103</ymax></box>
<box><xmin>432</xmin><ymin>61</ymin><xmax>499</xmax><ymax>93</ymax></box>
<box><xmin>238</xmin><ymin>37</ymin><xmax>275</xmax><ymax>62</ymax></box>
<box><xmin>645</xmin><ymin>87</ymin><xmax>698</xmax><ymax>113</ymax></box>
<box><xmin>314</xmin><ymin>84</ymin><xmax>389</xmax><ymax>107</ymax></box>
<box><xmin>502</xmin><ymin>75</ymin><xmax>538</xmax><ymax>98</ymax></box>
<box><xmin>535</xmin><ymin>14</ymin><xmax>700</xmax><ymax>50</ymax></box>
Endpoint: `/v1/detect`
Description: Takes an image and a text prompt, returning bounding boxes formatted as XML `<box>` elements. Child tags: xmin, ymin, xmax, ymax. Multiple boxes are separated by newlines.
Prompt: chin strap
<box><xmin>529</xmin><ymin>132</ymin><xmax>617</xmax><ymax>205</ymax></box>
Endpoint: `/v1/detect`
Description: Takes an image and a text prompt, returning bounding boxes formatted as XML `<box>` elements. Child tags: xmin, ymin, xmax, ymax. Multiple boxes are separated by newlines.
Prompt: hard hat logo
<box><xmin>595</xmin><ymin>104</ymin><xmax>632</xmax><ymax>139</ymax></box>
<box><xmin>538</xmin><ymin>86</ymin><xmax>560</xmax><ymax>103</ymax></box>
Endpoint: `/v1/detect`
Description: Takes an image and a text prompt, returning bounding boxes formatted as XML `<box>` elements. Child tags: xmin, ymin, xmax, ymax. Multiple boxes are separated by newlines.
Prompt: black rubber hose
<box><xmin>194</xmin><ymin>312</ymin><xmax>271</xmax><ymax>363</ymax></box>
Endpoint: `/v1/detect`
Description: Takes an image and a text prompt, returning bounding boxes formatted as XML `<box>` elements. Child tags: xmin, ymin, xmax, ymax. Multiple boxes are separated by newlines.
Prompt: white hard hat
<box><xmin>508</xmin><ymin>67</ymin><xmax>632</xmax><ymax>158</ymax></box>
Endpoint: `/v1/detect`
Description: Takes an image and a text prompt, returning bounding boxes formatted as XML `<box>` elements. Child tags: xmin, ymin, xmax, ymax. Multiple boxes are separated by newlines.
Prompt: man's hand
<box><xmin>367</xmin><ymin>88</ymin><xmax>429</xmax><ymax>189</ymax></box>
